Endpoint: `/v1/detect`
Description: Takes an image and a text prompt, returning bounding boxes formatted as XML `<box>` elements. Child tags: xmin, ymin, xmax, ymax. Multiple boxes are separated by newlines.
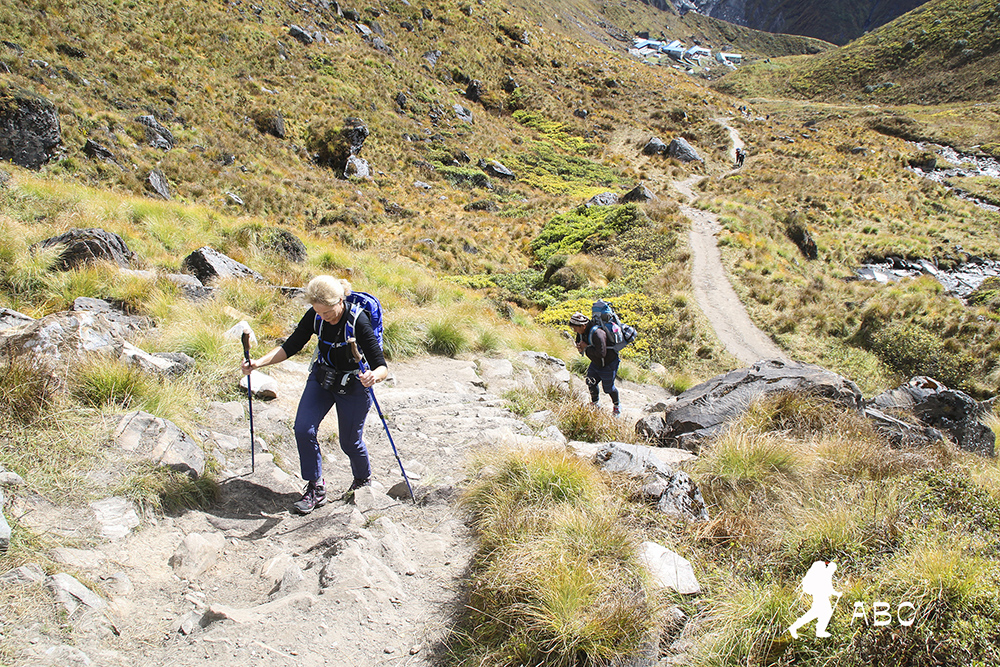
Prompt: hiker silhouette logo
<box><xmin>789</xmin><ymin>561</ymin><xmax>841</xmax><ymax>639</ymax></box>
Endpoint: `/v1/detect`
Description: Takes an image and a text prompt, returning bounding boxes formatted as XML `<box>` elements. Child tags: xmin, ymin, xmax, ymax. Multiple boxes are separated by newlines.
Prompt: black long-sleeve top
<box><xmin>281</xmin><ymin>306</ymin><xmax>386</xmax><ymax>372</ymax></box>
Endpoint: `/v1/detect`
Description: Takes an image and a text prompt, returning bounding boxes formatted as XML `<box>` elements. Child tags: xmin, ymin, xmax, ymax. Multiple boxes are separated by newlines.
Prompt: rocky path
<box><xmin>675</xmin><ymin>120</ymin><xmax>789</xmax><ymax>366</ymax></box>
<box><xmin>8</xmin><ymin>352</ymin><xmax>670</xmax><ymax>667</ymax></box>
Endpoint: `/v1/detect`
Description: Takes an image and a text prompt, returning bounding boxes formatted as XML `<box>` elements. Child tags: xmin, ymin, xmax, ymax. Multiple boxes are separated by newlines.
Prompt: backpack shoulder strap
<box><xmin>344</xmin><ymin>303</ymin><xmax>363</xmax><ymax>342</ymax></box>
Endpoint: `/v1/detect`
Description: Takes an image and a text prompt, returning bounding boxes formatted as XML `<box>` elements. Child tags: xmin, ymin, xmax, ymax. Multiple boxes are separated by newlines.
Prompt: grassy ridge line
<box><xmin>714</xmin><ymin>0</ymin><xmax>1000</xmax><ymax>104</ymax></box>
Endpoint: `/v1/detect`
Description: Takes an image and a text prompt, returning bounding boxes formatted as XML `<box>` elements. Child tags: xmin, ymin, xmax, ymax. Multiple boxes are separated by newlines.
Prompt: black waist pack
<box><xmin>314</xmin><ymin>362</ymin><xmax>356</xmax><ymax>394</ymax></box>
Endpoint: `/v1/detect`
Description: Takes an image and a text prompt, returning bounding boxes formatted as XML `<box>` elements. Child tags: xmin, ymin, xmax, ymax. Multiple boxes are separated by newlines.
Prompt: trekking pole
<box><xmin>350</xmin><ymin>340</ymin><xmax>416</xmax><ymax>504</ymax></box>
<box><xmin>241</xmin><ymin>331</ymin><xmax>256</xmax><ymax>473</ymax></box>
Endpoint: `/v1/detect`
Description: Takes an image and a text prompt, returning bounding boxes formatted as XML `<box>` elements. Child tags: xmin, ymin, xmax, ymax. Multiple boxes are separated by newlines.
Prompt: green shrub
<box><xmin>864</xmin><ymin>321</ymin><xmax>976</xmax><ymax>392</ymax></box>
<box><xmin>531</xmin><ymin>204</ymin><xmax>644</xmax><ymax>264</ymax></box>
<box><xmin>967</xmin><ymin>277</ymin><xmax>1000</xmax><ymax>311</ymax></box>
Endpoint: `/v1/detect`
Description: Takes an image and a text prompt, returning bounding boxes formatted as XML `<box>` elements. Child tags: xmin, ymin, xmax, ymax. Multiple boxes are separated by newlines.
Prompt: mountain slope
<box><xmin>687</xmin><ymin>0</ymin><xmax>928</xmax><ymax>45</ymax></box>
<box><xmin>713</xmin><ymin>0</ymin><xmax>1000</xmax><ymax>103</ymax></box>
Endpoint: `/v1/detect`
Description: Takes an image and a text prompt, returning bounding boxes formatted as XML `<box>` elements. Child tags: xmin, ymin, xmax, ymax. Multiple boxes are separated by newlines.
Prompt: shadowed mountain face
<box><xmin>687</xmin><ymin>0</ymin><xmax>929</xmax><ymax>44</ymax></box>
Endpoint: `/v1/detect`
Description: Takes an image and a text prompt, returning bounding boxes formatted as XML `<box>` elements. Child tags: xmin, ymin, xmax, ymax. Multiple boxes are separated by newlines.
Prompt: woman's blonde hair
<box><xmin>305</xmin><ymin>275</ymin><xmax>353</xmax><ymax>307</ymax></box>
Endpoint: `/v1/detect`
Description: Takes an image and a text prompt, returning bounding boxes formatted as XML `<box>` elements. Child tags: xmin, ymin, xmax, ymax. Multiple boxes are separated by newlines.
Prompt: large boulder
<box><xmin>871</xmin><ymin>377</ymin><xmax>995</xmax><ymax>456</ymax></box>
<box><xmin>642</xmin><ymin>359</ymin><xmax>864</xmax><ymax>450</ymax></box>
<box><xmin>263</xmin><ymin>229</ymin><xmax>307</xmax><ymax>263</ymax></box>
<box><xmin>0</xmin><ymin>88</ymin><xmax>61</xmax><ymax>169</ymax></box>
<box><xmin>181</xmin><ymin>247</ymin><xmax>264</xmax><ymax>285</ymax></box>
<box><xmin>147</xmin><ymin>169</ymin><xmax>171</xmax><ymax>199</ymax></box>
<box><xmin>642</xmin><ymin>137</ymin><xmax>667</xmax><ymax>156</ymax></box>
<box><xmin>0</xmin><ymin>310</ymin><xmax>141</xmax><ymax>362</ymax></box>
<box><xmin>136</xmin><ymin>114</ymin><xmax>174</xmax><ymax>150</ymax></box>
<box><xmin>344</xmin><ymin>154</ymin><xmax>370</xmax><ymax>179</ymax></box>
<box><xmin>667</xmin><ymin>137</ymin><xmax>702</xmax><ymax>162</ymax></box>
<box><xmin>621</xmin><ymin>183</ymin><xmax>657</xmax><ymax>203</ymax></box>
<box><xmin>478</xmin><ymin>158</ymin><xmax>515</xmax><ymax>179</ymax></box>
<box><xmin>586</xmin><ymin>192</ymin><xmax>619</xmax><ymax>207</ymax></box>
<box><xmin>343</xmin><ymin>117</ymin><xmax>369</xmax><ymax>155</ymax></box>
<box><xmin>593</xmin><ymin>442</ymin><xmax>708</xmax><ymax>522</ymax></box>
<box><xmin>34</xmin><ymin>228</ymin><xmax>135</xmax><ymax>270</ymax></box>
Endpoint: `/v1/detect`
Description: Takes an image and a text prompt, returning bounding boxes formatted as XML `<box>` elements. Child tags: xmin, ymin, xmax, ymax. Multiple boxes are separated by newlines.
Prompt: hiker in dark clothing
<box><xmin>569</xmin><ymin>312</ymin><xmax>621</xmax><ymax>416</ymax></box>
<box><xmin>242</xmin><ymin>276</ymin><xmax>388</xmax><ymax>513</ymax></box>
<box><xmin>735</xmin><ymin>147</ymin><xmax>745</xmax><ymax>168</ymax></box>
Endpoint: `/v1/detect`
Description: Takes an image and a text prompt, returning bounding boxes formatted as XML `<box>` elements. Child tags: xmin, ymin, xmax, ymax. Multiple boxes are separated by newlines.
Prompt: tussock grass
<box><xmin>456</xmin><ymin>447</ymin><xmax>660</xmax><ymax>666</ymax></box>
<box><xmin>556</xmin><ymin>401</ymin><xmax>639</xmax><ymax>444</ymax></box>
<box><xmin>426</xmin><ymin>318</ymin><xmax>469</xmax><ymax>357</ymax></box>
<box><xmin>0</xmin><ymin>353</ymin><xmax>59</xmax><ymax>425</ymax></box>
<box><xmin>112</xmin><ymin>462</ymin><xmax>219</xmax><ymax>516</ymax></box>
<box><xmin>671</xmin><ymin>389</ymin><xmax>1000</xmax><ymax>666</ymax></box>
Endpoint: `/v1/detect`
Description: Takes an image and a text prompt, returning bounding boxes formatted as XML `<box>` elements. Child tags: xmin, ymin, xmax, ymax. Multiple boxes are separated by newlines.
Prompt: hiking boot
<box><xmin>348</xmin><ymin>477</ymin><xmax>371</xmax><ymax>492</ymax></box>
<box><xmin>612</xmin><ymin>405</ymin><xmax>621</xmax><ymax>417</ymax></box>
<box><xmin>292</xmin><ymin>480</ymin><xmax>327</xmax><ymax>514</ymax></box>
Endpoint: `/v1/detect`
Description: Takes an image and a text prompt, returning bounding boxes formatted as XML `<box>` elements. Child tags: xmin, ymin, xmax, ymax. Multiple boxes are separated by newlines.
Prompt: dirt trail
<box><xmin>10</xmin><ymin>354</ymin><xmax>671</xmax><ymax>667</ymax></box>
<box><xmin>675</xmin><ymin>119</ymin><xmax>788</xmax><ymax>366</ymax></box>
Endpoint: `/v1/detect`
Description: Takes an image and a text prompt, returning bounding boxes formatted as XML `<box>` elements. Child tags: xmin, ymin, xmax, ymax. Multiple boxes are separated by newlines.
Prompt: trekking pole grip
<box><xmin>241</xmin><ymin>331</ymin><xmax>251</xmax><ymax>362</ymax></box>
<box><xmin>348</xmin><ymin>338</ymin><xmax>364</xmax><ymax>365</ymax></box>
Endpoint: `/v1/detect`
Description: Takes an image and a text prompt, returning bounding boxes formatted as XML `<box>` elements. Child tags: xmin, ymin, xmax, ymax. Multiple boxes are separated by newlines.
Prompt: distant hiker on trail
<box><xmin>569</xmin><ymin>311</ymin><xmax>621</xmax><ymax>416</ymax></box>
<box><xmin>242</xmin><ymin>276</ymin><xmax>388</xmax><ymax>514</ymax></box>
<box><xmin>735</xmin><ymin>147</ymin><xmax>745</xmax><ymax>168</ymax></box>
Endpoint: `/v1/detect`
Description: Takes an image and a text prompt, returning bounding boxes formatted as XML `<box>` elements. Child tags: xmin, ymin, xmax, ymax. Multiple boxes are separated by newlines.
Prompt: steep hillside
<box><xmin>686</xmin><ymin>0</ymin><xmax>927</xmax><ymax>45</ymax></box>
<box><xmin>0</xmin><ymin>0</ymin><xmax>747</xmax><ymax>275</ymax></box>
<box><xmin>713</xmin><ymin>0</ymin><xmax>1000</xmax><ymax>103</ymax></box>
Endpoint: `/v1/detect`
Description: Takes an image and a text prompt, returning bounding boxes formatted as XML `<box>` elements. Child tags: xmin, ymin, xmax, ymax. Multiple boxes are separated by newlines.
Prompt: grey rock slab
<box><xmin>208</xmin><ymin>401</ymin><xmax>246</xmax><ymax>422</ymax></box>
<box><xmin>239</xmin><ymin>370</ymin><xmax>278</xmax><ymax>399</ymax></box>
<box><xmin>203</xmin><ymin>591</ymin><xmax>317</xmax><ymax>625</ymax></box>
<box><xmin>168</xmin><ymin>532</ymin><xmax>227</xmax><ymax>580</ymax></box>
<box><xmin>181</xmin><ymin>246</ymin><xmax>263</xmax><ymax>285</ymax></box>
<box><xmin>667</xmin><ymin>137</ymin><xmax>702</xmax><ymax>162</ymax></box>
<box><xmin>586</xmin><ymin>192</ymin><xmax>620</xmax><ymax>206</ymax></box>
<box><xmin>0</xmin><ymin>311</ymin><xmax>125</xmax><ymax>361</ymax></box>
<box><xmin>0</xmin><ymin>89</ymin><xmax>61</xmax><ymax>169</ymax></box>
<box><xmin>871</xmin><ymin>376</ymin><xmax>995</xmax><ymax>456</ymax></box>
<box><xmin>621</xmin><ymin>183</ymin><xmax>657</xmax><ymax>203</ymax></box>
<box><xmin>650</xmin><ymin>359</ymin><xmax>864</xmax><ymax>450</ymax></box>
<box><xmin>1</xmin><ymin>563</ymin><xmax>46</xmax><ymax>585</ymax></box>
<box><xmin>112</xmin><ymin>410</ymin><xmax>205</xmax><ymax>478</ymax></box>
<box><xmin>594</xmin><ymin>441</ymin><xmax>676</xmax><ymax>477</ymax></box>
<box><xmin>351</xmin><ymin>483</ymin><xmax>395</xmax><ymax>512</ymax></box>
<box><xmin>0</xmin><ymin>307</ymin><xmax>33</xmax><ymax>333</ymax></box>
<box><xmin>642</xmin><ymin>137</ymin><xmax>667</xmax><ymax>155</ymax></box>
<box><xmin>90</xmin><ymin>497</ymin><xmax>140</xmax><ymax>540</ymax></box>
<box><xmin>639</xmin><ymin>542</ymin><xmax>700</xmax><ymax>594</ymax></box>
<box><xmin>46</xmin><ymin>572</ymin><xmax>107</xmax><ymax>614</ymax></box>
<box><xmin>34</xmin><ymin>228</ymin><xmax>135</xmax><ymax>270</ymax></box>
<box><xmin>120</xmin><ymin>341</ymin><xmax>184</xmax><ymax>376</ymax></box>
<box><xmin>50</xmin><ymin>547</ymin><xmax>106</xmax><ymax>569</ymax></box>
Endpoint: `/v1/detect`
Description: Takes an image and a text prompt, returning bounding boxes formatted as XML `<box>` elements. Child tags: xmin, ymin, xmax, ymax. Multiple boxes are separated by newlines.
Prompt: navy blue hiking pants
<box><xmin>586</xmin><ymin>358</ymin><xmax>620</xmax><ymax>406</ymax></box>
<box><xmin>293</xmin><ymin>369</ymin><xmax>373</xmax><ymax>482</ymax></box>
